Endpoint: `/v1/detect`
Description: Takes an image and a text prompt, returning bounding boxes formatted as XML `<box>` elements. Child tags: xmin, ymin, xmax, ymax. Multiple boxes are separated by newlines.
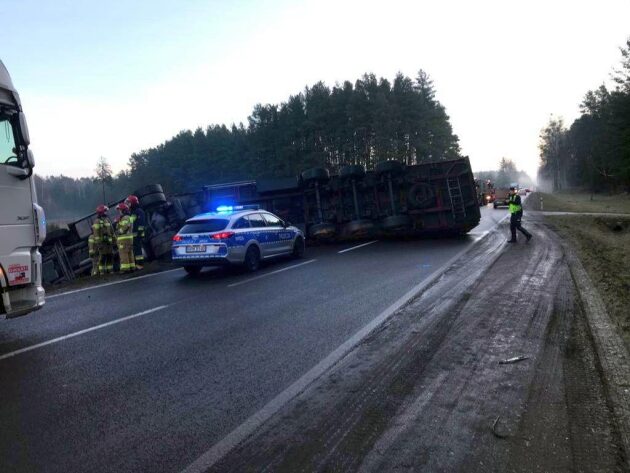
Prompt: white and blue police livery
<box><xmin>172</xmin><ymin>205</ymin><xmax>305</xmax><ymax>275</ymax></box>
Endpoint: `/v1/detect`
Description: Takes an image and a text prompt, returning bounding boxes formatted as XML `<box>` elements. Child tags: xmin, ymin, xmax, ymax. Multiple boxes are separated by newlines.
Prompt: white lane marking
<box><xmin>337</xmin><ymin>240</ymin><xmax>378</xmax><ymax>254</ymax></box>
<box><xmin>0</xmin><ymin>305</ymin><xmax>169</xmax><ymax>361</ymax></box>
<box><xmin>182</xmin><ymin>233</ymin><xmax>495</xmax><ymax>473</ymax></box>
<box><xmin>227</xmin><ymin>259</ymin><xmax>317</xmax><ymax>288</ymax></box>
<box><xmin>47</xmin><ymin>269</ymin><xmax>182</xmax><ymax>300</ymax></box>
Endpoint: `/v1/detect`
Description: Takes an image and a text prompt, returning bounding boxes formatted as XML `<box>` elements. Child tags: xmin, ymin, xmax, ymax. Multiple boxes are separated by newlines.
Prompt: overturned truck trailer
<box><xmin>41</xmin><ymin>157</ymin><xmax>479</xmax><ymax>284</ymax></box>
<box><xmin>204</xmin><ymin>157</ymin><xmax>480</xmax><ymax>241</ymax></box>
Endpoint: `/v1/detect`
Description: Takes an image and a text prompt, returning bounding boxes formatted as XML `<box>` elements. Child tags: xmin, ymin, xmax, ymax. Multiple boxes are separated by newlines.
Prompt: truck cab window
<box><xmin>0</xmin><ymin>115</ymin><xmax>19</xmax><ymax>167</ymax></box>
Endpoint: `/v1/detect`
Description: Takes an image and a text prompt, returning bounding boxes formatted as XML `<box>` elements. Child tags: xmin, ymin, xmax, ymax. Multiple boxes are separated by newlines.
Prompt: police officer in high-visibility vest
<box><xmin>91</xmin><ymin>205</ymin><xmax>115</xmax><ymax>274</ymax></box>
<box><xmin>116</xmin><ymin>202</ymin><xmax>136</xmax><ymax>273</ymax></box>
<box><xmin>507</xmin><ymin>187</ymin><xmax>532</xmax><ymax>243</ymax></box>
<box><xmin>125</xmin><ymin>195</ymin><xmax>146</xmax><ymax>270</ymax></box>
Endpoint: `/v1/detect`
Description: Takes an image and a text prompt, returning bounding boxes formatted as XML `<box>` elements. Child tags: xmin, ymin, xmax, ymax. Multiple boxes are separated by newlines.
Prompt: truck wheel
<box><xmin>140</xmin><ymin>192</ymin><xmax>167</xmax><ymax>208</ymax></box>
<box><xmin>375</xmin><ymin>160</ymin><xmax>404</xmax><ymax>175</ymax></box>
<box><xmin>134</xmin><ymin>184</ymin><xmax>163</xmax><ymax>198</ymax></box>
<box><xmin>340</xmin><ymin>164</ymin><xmax>366</xmax><ymax>180</ymax></box>
<box><xmin>244</xmin><ymin>246</ymin><xmax>261</xmax><ymax>272</ymax></box>
<box><xmin>309</xmin><ymin>222</ymin><xmax>336</xmax><ymax>239</ymax></box>
<box><xmin>381</xmin><ymin>215</ymin><xmax>411</xmax><ymax>231</ymax></box>
<box><xmin>301</xmin><ymin>167</ymin><xmax>329</xmax><ymax>183</ymax></box>
<box><xmin>408</xmin><ymin>183</ymin><xmax>435</xmax><ymax>209</ymax></box>
<box><xmin>184</xmin><ymin>265</ymin><xmax>202</xmax><ymax>276</ymax></box>
<box><xmin>343</xmin><ymin>219</ymin><xmax>375</xmax><ymax>237</ymax></box>
<box><xmin>292</xmin><ymin>236</ymin><xmax>305</xmax><ymax>259</ymax></box>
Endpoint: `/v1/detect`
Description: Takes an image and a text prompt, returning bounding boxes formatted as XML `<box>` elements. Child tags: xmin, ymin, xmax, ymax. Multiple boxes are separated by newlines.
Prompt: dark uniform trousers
<box><xmin>510</xmin><ymin>211</ymin><xmax>532</xmax><ymax>241</ymax></box>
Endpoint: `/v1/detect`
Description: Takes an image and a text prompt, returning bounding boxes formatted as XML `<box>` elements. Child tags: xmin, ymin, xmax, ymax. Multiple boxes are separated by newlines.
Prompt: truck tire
<box><xmin>343</xmin><ymin>219</ymin><xmax>375</xmax><ymax>237</ymax></box>
<box><xmin>133</xmin><ymin>184</ymin><xmax>163</xmax><ymax>198</ymax></box>
<box><xmin>375</xmin><ymin>160</ymin><xmax>404</xmax><ymax>175</ymax></box>
<box><xmin>150</xmin><ymin>231</ymin><xmax>176</xmax><ymax>258</ymax></box>
<box><xmin>408</xmin><ymin>183</ymin><xmax>435</xmax><ymax>209</ymax></box>
<box><xmin>381</xmin><ymin>215</ymin><xmax>411</xmax><ymax>231</ymax></box>
<box><xmin>340</xmin><ymin>164</ymin><xmax>365</xmax><ymax>180</ymax></box>
<box><xmin>309</xmin><ymin>222</ymin><xmax>336</xmax><ymax>239</ymax></box>
<box><xmin>301</xmin><ymin>167</ymin><xmax>329</xmax><ymax>183</ymax></box>
<box><xmin>140</xmin><ymin>192</ymin><xmax>167</xmax><ymax>208</ymax></box>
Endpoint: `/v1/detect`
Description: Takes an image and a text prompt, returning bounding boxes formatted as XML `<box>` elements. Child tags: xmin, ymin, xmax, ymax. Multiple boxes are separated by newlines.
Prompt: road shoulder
<box><xmin>205</xmin><ymin>221</ymin><xmax>628</xmax><ymax>472</ymax></box>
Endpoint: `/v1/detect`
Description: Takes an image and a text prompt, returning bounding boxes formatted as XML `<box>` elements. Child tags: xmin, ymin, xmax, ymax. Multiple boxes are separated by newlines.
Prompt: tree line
<box><xmin>37</xmin><ymin>70</ymin><xmax>462</xmax><ymax>219</ymax></box>
<box><xmin>538</xmin><ymin>38</ymin><xmax>630</xmax><ymax>192</ymax></box>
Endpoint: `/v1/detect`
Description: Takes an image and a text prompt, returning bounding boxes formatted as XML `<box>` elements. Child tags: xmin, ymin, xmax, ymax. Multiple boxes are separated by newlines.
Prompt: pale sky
<box><xmin>2</xmin><ymin>0</ymin><xmax>629</xmax><ymax>181</ymax></box>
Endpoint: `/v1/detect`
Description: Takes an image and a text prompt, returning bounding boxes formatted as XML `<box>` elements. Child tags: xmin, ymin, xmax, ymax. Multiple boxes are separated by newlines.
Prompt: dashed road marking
<box><xmin>0</xmin><ymin>305</ymin><xmax>169</xmax><ymax>361</ymax></box>
<box><xmin>338</xmin><ymin>240</ymin><xmax>378</xmax><ymax>254</ymax></box>
<box><xmin>227</xmin><ymin>259</ymin><xmax>317</xmax><ymax>288</ymax></box>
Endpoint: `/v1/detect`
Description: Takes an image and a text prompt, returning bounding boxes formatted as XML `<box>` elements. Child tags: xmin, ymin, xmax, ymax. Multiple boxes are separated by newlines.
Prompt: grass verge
<box><xmin>526</xmin><ymin>192</ymin><xmax>630</xmax><ymax>213</ymax></box>
<box><xmin>547</xmin><ymin>215</ymin><xmax>630</xmax><ymax>352</ymax></box>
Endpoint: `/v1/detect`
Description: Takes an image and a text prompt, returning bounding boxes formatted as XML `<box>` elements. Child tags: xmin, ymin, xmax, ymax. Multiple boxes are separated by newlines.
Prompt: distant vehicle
<box><xmin>518</xmin><ymin>188</ymin><xmax>527</xmax><ymax>196</ymax></box>
<box><xmin>0</xmin><ymin>60</ymin><xmax>46</xmax><ymax>318</ymax></box>
<box><xmin>493</xmin><ymin>188</ymin><xmax>511</xmax><ymax>208</ymax></box>
<box><xmin>475</xmin><ymin>179</ymin><xmax>495</xmax><ymax>206</ymax></box>
<box><xmin>172</xmin><ymin>205</ymin><xmax>305</xmax><ymax>275</ymax></box>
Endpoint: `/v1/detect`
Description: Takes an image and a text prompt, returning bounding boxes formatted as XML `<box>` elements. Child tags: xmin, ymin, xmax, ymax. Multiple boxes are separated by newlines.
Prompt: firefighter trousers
<box><xmin>98</xmin><ymin>250</ymin><xmax>114</xmax><ymax>274</ymax></box>
<box><xmin>133</xmin><ymin>235</ymin><xmax>144</xmax><ymax>266</ymax></box>
<box><xmin>117</xmin><ymin>238</ymin><xmax>135</xmax><ymax>272</ymax></box>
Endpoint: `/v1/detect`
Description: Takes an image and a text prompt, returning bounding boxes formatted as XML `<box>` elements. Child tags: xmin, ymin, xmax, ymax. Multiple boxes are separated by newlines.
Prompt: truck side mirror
<box><xmin>27</xmin><ymin>149</ymin><xmax>35</xmax><ymax>168</ymax></box>
<box><xmin>18</xmin><ymin>112</ymin><xmax>30</xmax><ymax>146</ymax></box>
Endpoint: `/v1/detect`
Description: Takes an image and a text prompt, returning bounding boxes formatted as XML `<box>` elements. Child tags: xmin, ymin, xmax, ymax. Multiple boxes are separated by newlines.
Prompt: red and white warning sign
<box><xmin>7</xmin><ymin>264</ymin><xmax>30</xmax><ymax>286</ymax></box>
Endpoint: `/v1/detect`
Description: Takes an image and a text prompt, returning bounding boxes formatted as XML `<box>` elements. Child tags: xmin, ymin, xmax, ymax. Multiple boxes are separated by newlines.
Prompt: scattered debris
<box><xmin>492</xmin><ymin>415</ymin><xmax>509</xmax><ymax>439</ymax></box>
<box><xmin>499</xmin><ymin>356</ymin><xmax>529</xmax><ymax>365</ymax></box>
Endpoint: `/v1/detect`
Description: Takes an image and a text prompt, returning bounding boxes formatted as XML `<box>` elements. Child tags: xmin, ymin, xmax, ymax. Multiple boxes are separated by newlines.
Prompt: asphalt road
<box><xmin>1</xmin><ymin>206</ymin><xmax>507</xmax><ymax>473</ymax></box>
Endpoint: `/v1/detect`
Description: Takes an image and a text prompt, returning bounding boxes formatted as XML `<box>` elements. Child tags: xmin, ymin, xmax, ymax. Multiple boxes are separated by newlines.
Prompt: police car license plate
<box><xmin>186</xmin><ymin>245</ymin><xmax>207</xmax><ymax>253</ymax></box>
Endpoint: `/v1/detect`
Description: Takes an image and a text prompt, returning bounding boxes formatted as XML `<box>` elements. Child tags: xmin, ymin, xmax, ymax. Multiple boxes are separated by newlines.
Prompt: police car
<box><xmin>172</xmin><ymin>205</ymin><xmax>306</xmax><ymax>275</ymax></box>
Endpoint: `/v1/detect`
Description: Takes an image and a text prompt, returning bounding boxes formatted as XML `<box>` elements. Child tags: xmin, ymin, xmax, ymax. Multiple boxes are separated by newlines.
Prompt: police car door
<box><xmin>246</xmin><ymin>213</ymin><xmax>274</xmax><ymax>257</ymax></box>
<box><xmin>262</xmin><ymin>212</ymin><xmax>292</xmax><ymax>254</ymax></box>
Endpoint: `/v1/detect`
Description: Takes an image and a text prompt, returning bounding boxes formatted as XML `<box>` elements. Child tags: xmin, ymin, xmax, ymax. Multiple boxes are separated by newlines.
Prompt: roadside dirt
<box><xmin>208</xmin><ymin>222</ymin><xmax>627</xmax><ymax>472</ymax></box>
<box><xmin>526</xmin><ymin>191</ymin><xmax>630</xmax><ymax>214</ymax></box>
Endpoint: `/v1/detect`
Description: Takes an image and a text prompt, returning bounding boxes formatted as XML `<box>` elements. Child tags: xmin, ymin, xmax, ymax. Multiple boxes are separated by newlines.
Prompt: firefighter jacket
<box><xmin>92</xmin><ymin>217</ymin><xmax>115</xmax><ymax>250</ymax></box>
<box><xmin>130</xmin><ymin>207</ymin><xmax>146</xmax><ymax>239</ymax></box>
<box><xmin>508</xmin><ymin>194</ymin><xmax>523</xmax><ymax>214</ymax></box>
<box><xmin>116</xmin><ymin>215</ymin><xmax>134</xmax><ymax>242</ymax></box>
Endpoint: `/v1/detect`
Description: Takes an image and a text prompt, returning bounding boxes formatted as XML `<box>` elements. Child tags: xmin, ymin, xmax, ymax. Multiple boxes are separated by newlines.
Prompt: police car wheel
<box><xmin>292</xmin><ymin>237</ymin><xmax>305</xmax><ymax>259</ymax></box>
<box><xmin>245</xmin><ymin>246</ymin><xmax>261</xmax><ymax>272</ymax></box>
<box><xmin>184</xmin><ymin>265</ymin><xmax>202</xmax><ymax>276</ymax></box>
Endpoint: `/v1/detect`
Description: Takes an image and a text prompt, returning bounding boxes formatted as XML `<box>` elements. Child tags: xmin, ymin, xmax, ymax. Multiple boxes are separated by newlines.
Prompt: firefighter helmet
<box><xmin>116</xmin><ymin>202</ymin><xmax>130</xmax><ymax>214</ymax></box>
<box><xmin>96</xmin><ymin>205</ymin><xmax>108</xmax><ymax>216</ymax></box>
<box><xmin>125</xmin><ymin>195</ymin><xmax>139</xmax><ymax>208</ymax></box>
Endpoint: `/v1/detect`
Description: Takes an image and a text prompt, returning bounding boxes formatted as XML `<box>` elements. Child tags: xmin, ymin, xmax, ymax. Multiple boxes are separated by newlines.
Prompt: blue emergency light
<box><xmin>215</xmin><ymin>204</ymin><xmax>260</xmax><ymax>213</ymax></box>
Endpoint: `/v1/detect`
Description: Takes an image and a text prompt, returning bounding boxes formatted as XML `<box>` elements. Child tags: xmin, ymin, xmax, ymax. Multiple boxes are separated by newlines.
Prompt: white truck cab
<box><xmin>0</xmin><ymin>60</ymin><xmax>46</xmax><ymax>318</ymax></box>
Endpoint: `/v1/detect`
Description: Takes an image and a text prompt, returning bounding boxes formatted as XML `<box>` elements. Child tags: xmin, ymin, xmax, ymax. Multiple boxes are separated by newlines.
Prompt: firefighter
<box><xmin>507</xmin><ymin>187</ymin><xmax>532</xmax><ymax>243</ymax></box>
<box><xmin>116</xmin><ymin>202</ymin><xmax>135</xmax><ymax>273</ymax></box>
<box><xmin>92</xmin><ymin>205</ymin><xmax>115</xmax><ymax>274</ymax></box>
<box><xmin>125</xmin><ymin>195</ymin><xmax>146</xmax><ymax>270</ymax></box>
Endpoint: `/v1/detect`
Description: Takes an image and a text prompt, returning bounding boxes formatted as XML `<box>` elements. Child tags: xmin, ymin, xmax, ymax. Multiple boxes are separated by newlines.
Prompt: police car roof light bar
<box><xmin>215</xmin><ymin>204</ymin><xmax>260</xmax><ymax>212</ymax></box>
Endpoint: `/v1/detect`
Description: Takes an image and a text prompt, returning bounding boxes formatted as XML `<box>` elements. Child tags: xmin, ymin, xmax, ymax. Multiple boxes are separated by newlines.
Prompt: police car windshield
<box><xmin>180</xmin><ymin>219</ymin><xmax>229</xmax><ymax>234</ymax></box>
